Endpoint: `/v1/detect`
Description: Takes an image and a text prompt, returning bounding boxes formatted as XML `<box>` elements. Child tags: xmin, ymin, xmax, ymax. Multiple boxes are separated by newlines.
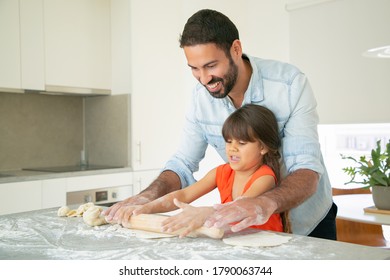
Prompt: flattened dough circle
<box><xmin>223</xmin><ymin>231</ymin><xmax>291</xmax><ymax>247</ymax></box>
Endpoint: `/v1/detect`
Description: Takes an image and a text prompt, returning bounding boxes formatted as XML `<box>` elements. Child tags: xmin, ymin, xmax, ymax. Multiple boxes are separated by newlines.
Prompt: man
<box><xmin>104</xmin><ymin>9</ymin><xmax>336</xmax><ymax>239</ymax></box>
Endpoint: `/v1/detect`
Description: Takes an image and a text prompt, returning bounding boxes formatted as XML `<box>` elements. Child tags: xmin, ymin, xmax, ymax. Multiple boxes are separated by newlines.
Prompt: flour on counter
<box><xmin>2</xmin><ymin>207</ymin><xmax>381</xmax><ymax>260</ymax></box>
<box><xmin>223</xmin><ymin>231</ymin><xmax>292</xmax><ymax>247</ymax></box>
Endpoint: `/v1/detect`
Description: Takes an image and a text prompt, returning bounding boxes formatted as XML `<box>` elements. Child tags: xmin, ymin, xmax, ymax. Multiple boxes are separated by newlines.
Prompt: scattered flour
<box><xmin>223</xmin><ymin>231</ymin><xmax>292</xmax><ymax>247</ymax></box>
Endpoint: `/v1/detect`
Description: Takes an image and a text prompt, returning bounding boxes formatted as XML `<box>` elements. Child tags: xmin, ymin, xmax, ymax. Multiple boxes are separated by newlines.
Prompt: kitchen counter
<box><xmin>1</xmin><ymin>207</ymin><xmax>390</xmax><ymax>260</ymax></box>
<box><xmin>0</xmin><ymin>166</ymin><xmax>132</xmax><ymax>184</ymax></box>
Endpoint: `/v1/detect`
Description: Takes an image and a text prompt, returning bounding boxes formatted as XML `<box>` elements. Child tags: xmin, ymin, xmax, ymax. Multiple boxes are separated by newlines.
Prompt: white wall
<box><xmin>289</xmin><ymin>0</ymin><xmax>390</xmax><ymax>124</ymax></box>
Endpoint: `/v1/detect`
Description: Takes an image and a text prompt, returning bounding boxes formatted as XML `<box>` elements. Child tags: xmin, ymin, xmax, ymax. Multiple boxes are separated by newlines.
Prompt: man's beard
<box><xmin>204</xmin><ymin>58</ymin><xmax>238</xmax><ymax>99</ymax></box>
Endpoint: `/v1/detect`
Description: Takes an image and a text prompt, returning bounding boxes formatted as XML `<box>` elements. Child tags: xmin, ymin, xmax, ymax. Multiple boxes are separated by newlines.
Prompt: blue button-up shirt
<box><xmin>164</xmin><ymin>54</ymin><xmax>332</xmax><ymax>235</ymax></box>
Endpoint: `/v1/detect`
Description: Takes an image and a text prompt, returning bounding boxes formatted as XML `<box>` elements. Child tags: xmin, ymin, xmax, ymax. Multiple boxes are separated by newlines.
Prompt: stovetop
<box><xmin>23</xmin><ymin>165</ymin><xmax>123</xmax><ymax>173</ymax></box>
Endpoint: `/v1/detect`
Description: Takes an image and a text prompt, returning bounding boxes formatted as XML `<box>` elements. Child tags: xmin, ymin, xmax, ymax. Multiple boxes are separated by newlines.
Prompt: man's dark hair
<box><xmin>179</xmin><ymin>9</ymin><xmax>239</xmax><ymax>56</ymax></box>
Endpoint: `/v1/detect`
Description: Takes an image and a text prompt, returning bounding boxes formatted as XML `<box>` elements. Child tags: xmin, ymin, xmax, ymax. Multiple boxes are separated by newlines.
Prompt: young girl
<box><xmin>132</xmin><ymin>104</ymin><xmax>287</xmax><ymax>236</ymax></box>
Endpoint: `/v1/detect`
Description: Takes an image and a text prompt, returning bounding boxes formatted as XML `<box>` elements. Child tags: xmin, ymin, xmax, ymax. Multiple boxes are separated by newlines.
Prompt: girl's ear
<box><xmin>260</xmin><ymin>146</ymin><xmax>269</xmax><ymax>155</ymax></box>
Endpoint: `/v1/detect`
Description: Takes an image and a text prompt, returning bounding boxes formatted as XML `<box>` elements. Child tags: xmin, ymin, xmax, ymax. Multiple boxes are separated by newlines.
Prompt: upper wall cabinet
<box><xmin>0</xmin><ymin>0</ymin><xmax>44</xmax><ymax>92</ymax></box>
<box><xmin>0</xmin><ymin>0</ymin><xmax>111</xmax><ymax>94</ymax></box>
<box><xmin>20</xmin><ymin>0</ymin><xmax>45</xmax><ymax>91</ymax></box>
<box><xmin>44</xmin><ymin>0</ymin><xmax>111</xmax><ymax>94</ymax></box>
<box><xmin>0</xmin><ymin>0</ymin><xmax>21</xmax><ymax>91</ymax></box>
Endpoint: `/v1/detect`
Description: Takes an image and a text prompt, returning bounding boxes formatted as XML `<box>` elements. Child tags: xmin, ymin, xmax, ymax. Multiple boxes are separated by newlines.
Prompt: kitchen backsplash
<box><xmin>0</xmin><ymin>92</ymin><xmax>130</xmax><ymax>171</ymax></box>
<box><xmin>85</xmin><ymin>94</ymin><xmax>130</xmax><ymax>168</ymax></box>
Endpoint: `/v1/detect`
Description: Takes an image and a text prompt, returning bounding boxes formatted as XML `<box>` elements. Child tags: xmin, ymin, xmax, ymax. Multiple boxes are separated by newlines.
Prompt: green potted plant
<box><xmin>342</xmin><ymin>139</ymin><xmax>390</xmax><ymax>210</ymax></box>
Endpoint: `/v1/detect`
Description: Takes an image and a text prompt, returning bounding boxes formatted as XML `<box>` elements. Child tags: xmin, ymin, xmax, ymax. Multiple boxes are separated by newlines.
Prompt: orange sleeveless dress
<box><xmin>215</xmin><ymin>163</ymin><xmax>283</xmax><ymax>232</ymax></box>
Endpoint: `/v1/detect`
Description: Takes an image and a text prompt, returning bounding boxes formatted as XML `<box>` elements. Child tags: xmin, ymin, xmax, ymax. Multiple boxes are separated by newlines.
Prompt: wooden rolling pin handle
<box><xmin>192</xmin><ymin>226</ymin><xmax>224</xmax><ymax>239</ymax></box>
<box><xmin>127</xmin><ymin>214</ymin><xmax>224</xmax><ymax>239</ymax></box>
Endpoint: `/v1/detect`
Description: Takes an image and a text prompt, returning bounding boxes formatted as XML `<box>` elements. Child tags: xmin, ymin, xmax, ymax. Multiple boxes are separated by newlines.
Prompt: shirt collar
<box><xmin>242</xmin><ymin>54</ymin><xmax>264</xmax><ymax>105</ymax></box>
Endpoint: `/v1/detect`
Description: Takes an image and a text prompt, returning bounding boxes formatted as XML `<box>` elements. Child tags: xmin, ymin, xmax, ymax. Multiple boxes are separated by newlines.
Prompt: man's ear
<box><xmin>231</xmin><ymin>39</ymin><xmax>242</xmax><ymax>57</ymax></box>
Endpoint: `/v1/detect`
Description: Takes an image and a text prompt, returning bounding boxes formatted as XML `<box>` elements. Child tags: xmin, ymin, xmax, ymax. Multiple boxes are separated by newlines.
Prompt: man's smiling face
<box><xmin>184</xmin><ymin>43</ymin><xmax>238</xmax><ymax>99</ymax></box>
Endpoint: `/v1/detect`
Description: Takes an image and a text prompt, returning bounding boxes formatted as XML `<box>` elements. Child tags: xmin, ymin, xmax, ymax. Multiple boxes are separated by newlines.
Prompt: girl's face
<box><xmin>225</xmin><ymin>139</ymin><xmax>267</xmax><ymax>172</ymax></box>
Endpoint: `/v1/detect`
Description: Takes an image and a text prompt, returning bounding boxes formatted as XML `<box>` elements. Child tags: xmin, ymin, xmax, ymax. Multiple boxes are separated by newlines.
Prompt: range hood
<box><xmin>1</xmin><ymin>85</ymin><xmax>111</xmax><ymax>96</ymax></box>
<box><xmin>41</xmin><ymin>85</ymin><xmax>111</xmax><ymax>96</ymax></box>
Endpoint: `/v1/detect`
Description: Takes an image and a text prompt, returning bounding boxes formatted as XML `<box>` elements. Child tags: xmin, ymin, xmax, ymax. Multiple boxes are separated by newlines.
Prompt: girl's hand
<box><xmin>162</xmin><ymin>199</ymin><xmax>215</xmax><ymax>238</ymax></box>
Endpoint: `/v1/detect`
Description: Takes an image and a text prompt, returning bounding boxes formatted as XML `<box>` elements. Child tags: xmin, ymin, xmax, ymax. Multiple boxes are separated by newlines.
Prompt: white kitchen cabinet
<box><xmin>19</xmin><ymin>0</ymin><xmax>45</xmax><ymax>91</ymax></box>
<box><xmin>131</xmin><ymin>170</ymin><xmax>160</xmax><ymax>194</ymax></box>
<box><xmin>1</xmin><ymin>0</ymin><xmax>107</xmax><ymax>93</ymax></box>
<box><xmin>0</xmin><ymin>181</ymin><xmax>42</xmax><ymax>215</ymax></box>
<box><xmin>0</xmin><ymin>172</ymin><xmax>134</xmax><ymax>215</ymax></box>
<box><xmin>44</xmin><ymin>0</ymin><xmax>111</xmax><ymax>92</ymax></box>
<box><xmin>127</xmin><ymin>0</ymin><xmax>189</xmax><ymax>171</ymax></box>
<box><xmin>66</xmin><ymin>172</ymin><xmax>133</xmax><ymax>192</ymax></box>
<box><xmin>0</xmin><ymin>0</ymin><xmax>22</xmax><ymax>90</ymax></box>
<box><xmin>110</xmin><ymin>0</ymin><xmax>131</xmax><ymax>95</ymax></box>
<box><xmin>0</xmin><ymin>0</ymin><xmax>45</xmax><ymax>92</ymax></box>
<box><xmin>41</xmin><ymin>178</ymin><xmax>67</xmax><ymax>209</ymax></box>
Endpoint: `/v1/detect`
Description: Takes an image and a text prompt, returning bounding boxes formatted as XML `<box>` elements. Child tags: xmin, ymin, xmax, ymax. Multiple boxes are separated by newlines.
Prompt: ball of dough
<box><xmin>57</xmin><ymin>206</ymin><xmax>71</xmax><ymax>217</ymax></box>
<box><xmin>83</xmin><ymin>205</ymin><xmax>107</xmax><ymax>226</ymax></box>
<box><xmin>75</xmin><ymin>202</ymin><xmax>95</xmax><ymax>216</ymax></box>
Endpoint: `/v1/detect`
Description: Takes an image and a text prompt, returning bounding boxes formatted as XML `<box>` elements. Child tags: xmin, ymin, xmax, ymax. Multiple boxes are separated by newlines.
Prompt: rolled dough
<box><xmin>106</xmin><ymin>224</ymin><xmax>175</xmax><ymax>239</ymax></box>
<box><xmin>223</xmin><ymin>231</ymin><xmax>291</xmax><ymax>247</ymax></box>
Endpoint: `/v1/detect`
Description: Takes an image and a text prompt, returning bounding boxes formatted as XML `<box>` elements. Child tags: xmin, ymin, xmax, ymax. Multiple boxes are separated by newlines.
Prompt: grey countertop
<box><xmin>0</xmin><ymin>166</ymin><xmax>133</xmax><ymax>184</ymax></box>
<box><xmin>1</xmin><ymin>207</ymin><xmax>390</xmax><ymax>260</ymax></box>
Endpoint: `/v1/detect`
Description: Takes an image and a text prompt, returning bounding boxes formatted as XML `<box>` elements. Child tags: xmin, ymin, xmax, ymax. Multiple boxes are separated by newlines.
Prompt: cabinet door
<box><xmin>130</xmin><ymin>0</ymin><xmax>189</xmax><ymax>170</ymax></box>
<box><xmin>41</xmin><ymin>178</ymin><xmax>67</xmax><ymax>209</ymax></box>
<box><xmin>110</xmin><ymin>0</ymin><xmax>131</xmax><ymax>95</ymax></box>
<box><xmin>0</xmin><ymin>0</ymin><xmax>21</xmax><ymax>90</ymax></box>
<box><xmin>44</xmin><ymin>0</ymin><xmax>111</xmax><ymax>91</ymax></box>
<box><xmin>132</xmin><ymin>170</ymin><xmax>160</xmax><ymax>195</ymax></box>
<box><xmin>66</xmin><ymin>172</ymin><xmax>133</xmax><ymax>192</ymax></box>
<box><xmin>19</xmin><ymin>0</ymin><xmax>45</xmax><ymax>90</ymax></box>
<box><xmin>0</xmin><ymin>181</ymin><xmax>42</xmax><ymax>215</ymax></box>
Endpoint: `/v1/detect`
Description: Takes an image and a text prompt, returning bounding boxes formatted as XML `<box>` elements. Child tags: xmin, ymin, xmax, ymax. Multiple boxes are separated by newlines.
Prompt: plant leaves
<box><xmin>341</xmin><ymin>139</ymin><xmax>390</xmax><ymax>187</ymax></box>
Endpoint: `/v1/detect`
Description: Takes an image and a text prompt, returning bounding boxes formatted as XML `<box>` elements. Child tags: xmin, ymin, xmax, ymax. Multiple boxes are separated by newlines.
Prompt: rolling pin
<box><xmin>123</xmin><ymin>213</ymin><xmax>224</xmax><ymax>239</ymax></box>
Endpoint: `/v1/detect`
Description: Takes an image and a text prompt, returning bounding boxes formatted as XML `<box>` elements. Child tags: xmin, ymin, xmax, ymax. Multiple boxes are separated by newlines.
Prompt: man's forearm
<box><xmin>263</xmin><ymin>169</ymin><xmax>319</xmax><ymax>213</ymax></box>
<box><xmin>139</xmin><ymin>170</ymin><xmax>182</xmax><ymax>202</ymax></box>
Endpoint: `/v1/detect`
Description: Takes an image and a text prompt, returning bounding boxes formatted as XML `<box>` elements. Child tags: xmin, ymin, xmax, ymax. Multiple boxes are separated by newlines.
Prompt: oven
<box><xmin>66</xmin><ymin>186</ymin><xmax>131</xmax><ymax>207</ymax></box>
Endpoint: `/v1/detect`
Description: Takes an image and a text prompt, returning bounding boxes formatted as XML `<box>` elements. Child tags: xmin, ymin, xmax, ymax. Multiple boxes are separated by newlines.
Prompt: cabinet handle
<box><xmin>136</xmin><ymin>141</ymin><xmax>142</xmax><ymax>165</ymax></box>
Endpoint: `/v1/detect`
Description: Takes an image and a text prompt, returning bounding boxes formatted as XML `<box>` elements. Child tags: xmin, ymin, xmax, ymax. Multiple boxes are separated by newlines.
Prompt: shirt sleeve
<box><xmin>282</xmin><ymin>72</ymin><xmax>324</xmax><ymax>176</ymax></box>
<box><xmin>163</xmin><ymin>88</ymin><xmax>208</xmax><ymax>188</ymax></box>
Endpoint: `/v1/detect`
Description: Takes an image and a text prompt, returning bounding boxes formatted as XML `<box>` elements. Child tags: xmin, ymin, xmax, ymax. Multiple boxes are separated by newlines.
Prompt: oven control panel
<box><xmin>66</xmin><ymin>186</ymin><xmax>132</xmax><ymax>206</ymax></box>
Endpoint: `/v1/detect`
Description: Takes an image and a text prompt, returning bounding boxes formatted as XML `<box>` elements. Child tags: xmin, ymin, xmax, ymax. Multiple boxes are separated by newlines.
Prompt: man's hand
<box><xmin>102</xmin><ymin>195</ymin><xmax>151</xmax><ymax>225</ymax></box>
<box><xmin>103</xmin><ymin>170</ymin><xmax>182</xmax><ymax>225</ymax></box>
<box><xmin>204</xmin><ymin>169</ymin><xmax>318</xmax><ymax>232</ymax></box>
<box><xmin>204</xmin><ymin>196</ymin><xmax>277</xmax><ymax>232</ymax></box>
